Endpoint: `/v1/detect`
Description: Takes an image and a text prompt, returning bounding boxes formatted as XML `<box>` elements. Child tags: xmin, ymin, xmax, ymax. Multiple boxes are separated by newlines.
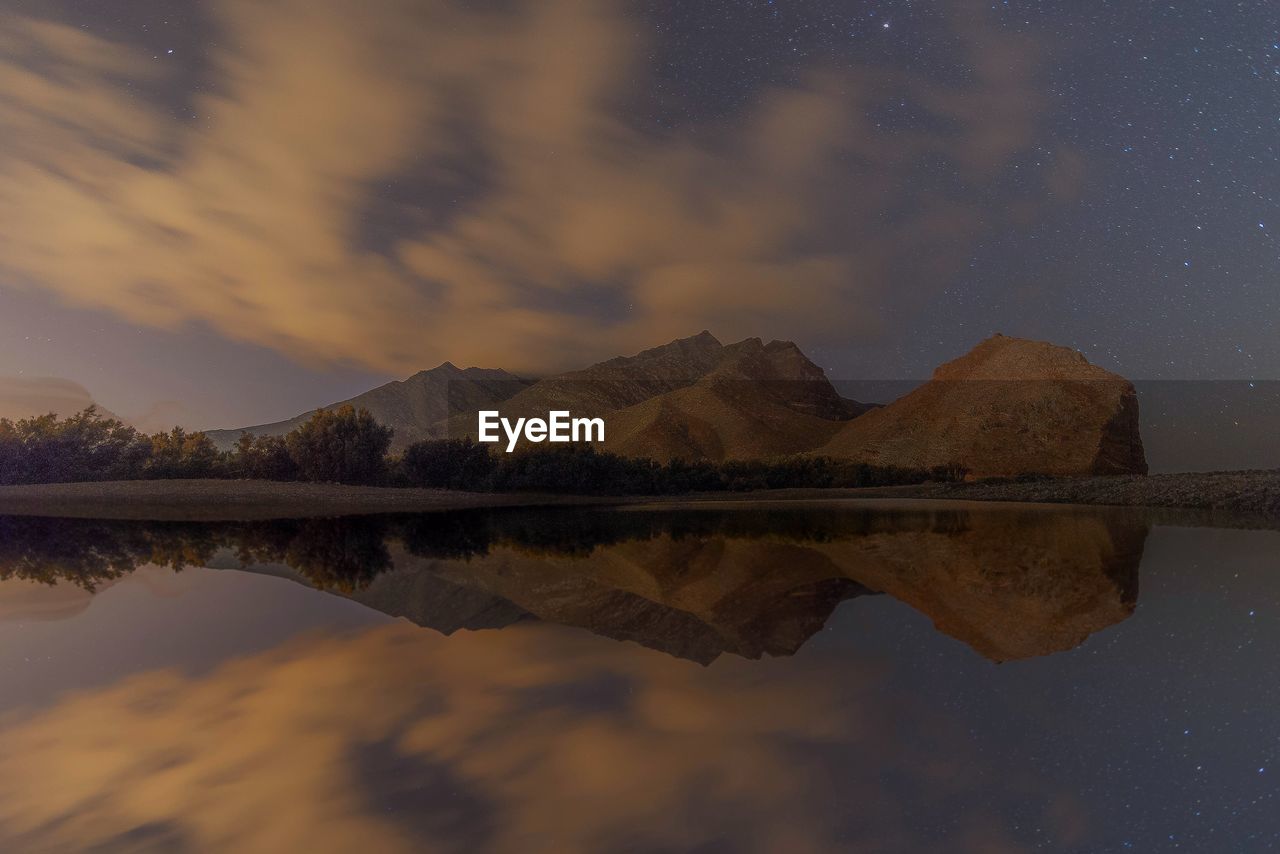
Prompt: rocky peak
<box><xmin>932</xmin><ymin>335</ymin><xmax>1112</xmax><ymax>382</ymax></box>
<box><xmin>819</xmin><ymin>335</ymin><xmax>1147</xmax><ymax>477</ymax></box>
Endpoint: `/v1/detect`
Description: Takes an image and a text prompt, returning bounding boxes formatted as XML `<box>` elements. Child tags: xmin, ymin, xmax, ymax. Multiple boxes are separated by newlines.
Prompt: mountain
<box><xmin>602</xmin><ymin>337</ymin><xmax>873</xmax><ymax>462</ymax></box>
<box><xmin>207</xmin><ymin>363</ymin><xmax>531</xmax><ymax>451</ymax></box>
<box><xmin>816</xmin><ymin>334</ymin><xmax>1148</xmax><ymax>477</ymax></box>
<box><xmin>205</xmin><ymin>332</ymin><xmax>1146</xmax><ymax>477</ymax></box>
<box><xmin>443</xmin><ymin>331</ymin><xmax>872</xmax><ymax>459</ymax></box>
<box><xmin>486</xmin><ymin>330</ymin><xmax>729</xmax><ymax>417</ymax></box>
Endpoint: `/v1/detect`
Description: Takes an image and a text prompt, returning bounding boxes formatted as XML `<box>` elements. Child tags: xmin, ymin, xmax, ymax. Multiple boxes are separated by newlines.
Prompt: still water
<box><xmin>0</xmin><ymin>501</ymin><xmax>1276</xmax><ymax>852</ymax></box>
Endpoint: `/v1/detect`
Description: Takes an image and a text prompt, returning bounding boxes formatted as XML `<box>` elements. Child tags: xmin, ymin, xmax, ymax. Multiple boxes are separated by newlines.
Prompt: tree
<box><xmin>399</xmin><ymin>438</ymin><xmax>495</xmax><ymax>490</ymax></box>
<box><xmin>145</xmin><ymin>427</ymin><xmax>224</xmax><ymax>479</ymax></box>
<box><xmin>229</xmin><ymin>433</ymin><xmax>298</xmax><ymax>480</ymax></box>
<box><xmin>0</xmin><ymin>408</ymin><xmax>150</xmax><ymax>484</ymax></box>
<box><xmin>285</xmin><ymin>406</ymin><xmax>393</xmax><ymax>484</ymax></box>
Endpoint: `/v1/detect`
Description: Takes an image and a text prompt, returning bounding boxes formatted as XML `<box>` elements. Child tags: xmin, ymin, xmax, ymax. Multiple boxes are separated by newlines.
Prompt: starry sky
<box><xmin>0</xmin><ymin>0</ymin><xmax>1275</xmax><ymax>428</ymax></box>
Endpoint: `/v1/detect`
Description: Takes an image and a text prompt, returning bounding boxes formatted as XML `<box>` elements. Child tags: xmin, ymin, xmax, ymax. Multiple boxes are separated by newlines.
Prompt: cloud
<box><xmin>0</xmin><ymin>375</ymin><xmax>206</xmax><ymax>428</ymax></box>
<box><xmin>0</xmin><ymin>376</ymin><xmax>108</xmax><ymax>421</ymax></box>
<box><xmin>0</xmin><ymin>621</ymin><xmax>1080</xmax><ymax>852</ymax></box>
<box><xmin>0</xmin><ymin>1</ymin><xmax>1055</xmax><ymax>373</ymax></box>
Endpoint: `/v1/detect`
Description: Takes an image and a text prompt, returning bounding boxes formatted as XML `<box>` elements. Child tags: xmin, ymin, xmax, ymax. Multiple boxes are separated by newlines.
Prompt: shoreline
<box><xmin>0</xmin><ymin>471</ymin><xmax>1275</xmax><ymax>522</ymax></box>
<box><xmin>889</xmin><ymin>470</ymin><xmax>1280</xmax><ymax>521</ymax></box>
<box><xmin>0</xmin><ymin>480</ymin><xmax>613</xmax><ymax>521</ymax></box>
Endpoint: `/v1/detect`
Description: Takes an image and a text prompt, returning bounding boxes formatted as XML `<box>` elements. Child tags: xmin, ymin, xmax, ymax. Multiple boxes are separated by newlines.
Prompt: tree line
<box><xmin>0</xmin><ymin>406</ymin><xmax>390</xmax><ymax>486</ymax></box>
<box><xmin>0</xmin><ymin>406</ymin><xmax>964</xmax><ymax>492</ymax></box>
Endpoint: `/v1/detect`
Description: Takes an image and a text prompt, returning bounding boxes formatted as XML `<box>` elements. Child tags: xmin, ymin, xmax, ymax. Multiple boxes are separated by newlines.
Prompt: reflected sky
<box><xmin>0</xmin><ymin>506</ymin><xmax>1276</xmax><ymax>852</ymax></box>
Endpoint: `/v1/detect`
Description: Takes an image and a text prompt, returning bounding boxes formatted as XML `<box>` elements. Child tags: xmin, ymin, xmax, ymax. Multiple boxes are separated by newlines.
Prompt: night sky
<box><xmin>0</xmin><ymin>0</ymin><xmax>1275</xmax><ymax>427</ymax></box>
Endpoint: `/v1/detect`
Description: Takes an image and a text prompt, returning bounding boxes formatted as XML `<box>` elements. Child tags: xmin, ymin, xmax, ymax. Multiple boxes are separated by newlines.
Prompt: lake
<box><xmin>0</xmin><ymin>501</ymin><xmax>1276</xmax><ymax>852</ymax></box>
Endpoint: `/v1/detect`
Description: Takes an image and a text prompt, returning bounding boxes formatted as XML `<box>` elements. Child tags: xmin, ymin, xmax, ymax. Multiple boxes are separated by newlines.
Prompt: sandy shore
<box><xmin>0</xmin><ymin>470</ymin><xmax>1274</xmax><ymax>521</ymax></box>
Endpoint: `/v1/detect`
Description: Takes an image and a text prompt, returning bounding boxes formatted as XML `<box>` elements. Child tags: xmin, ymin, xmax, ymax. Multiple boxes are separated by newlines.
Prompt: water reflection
<box><xmin>0</xmin><ymin>503</ymin><xmax>1147</xmax><ymax>663</ymax></box>
<box><xmin>0</xmin><ymin>620</ymin><xmax>1071</xmax><ymax>854</ymax></box>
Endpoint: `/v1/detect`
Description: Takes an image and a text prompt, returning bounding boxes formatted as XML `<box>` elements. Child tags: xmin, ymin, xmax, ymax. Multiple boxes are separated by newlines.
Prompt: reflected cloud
<box><xmin>0</xmin><ymin>577</ymin><xmax>99</xmax><ymax>623</ymax></box>
<box><xmin>0</xmin><ymin>620</ymin><xmax>1084</xmax><ymax>853</ymax></box>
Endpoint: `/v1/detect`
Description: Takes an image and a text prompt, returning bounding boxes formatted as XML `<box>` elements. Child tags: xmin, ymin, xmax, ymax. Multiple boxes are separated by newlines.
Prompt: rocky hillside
<box><xmin>444</xmin><ymin>331</ymin><xmax>872</xmax><ymax>459</ymax></box>
<box><xmin>209</xmin><ymin>331</ymin><xmax>870</xmax><ymax>457</ymax></box>
<box><xmin>207</xmin><ymin>363</ymin><xmax>531</xmax><ymax>451</ymax></box>
<box><xmin>602</xmin><ymin>337</ymin><xmax>872</xmax><ymax>462</ymax></box>
<box><xmin>817</xmin><ymin>334</ymin><xmax>1148</xmax><ymax>477</ymax></box>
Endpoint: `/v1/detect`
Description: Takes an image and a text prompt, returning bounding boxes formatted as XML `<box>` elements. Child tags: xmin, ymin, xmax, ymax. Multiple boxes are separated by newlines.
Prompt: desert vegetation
<box><xmin>0</xmin><ymin>407</ymin><xmax>962</xmax><ymax>494</ymax></box>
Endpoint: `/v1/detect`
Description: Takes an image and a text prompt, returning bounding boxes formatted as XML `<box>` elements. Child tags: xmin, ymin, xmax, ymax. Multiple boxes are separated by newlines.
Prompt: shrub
<box><xmin>0</xmin><ymin>408</ymin><xmax>151</xmax><ymax>485</ymax></box>
<box><xmin>284</xmin><ymin>406</ymin><xmax>393</xmax><ymax>484</ymax></box>
<box><xmin>399</xmin><ymin>438</ymin><xmax>495</xmax><ymax>490</ymax></box>
<box><xmin>229</xmin><ymin>433</ymin><xmax>298</xmax><ymax>480</ymax></box>
<box><xmin>145</xmin><ymin>427</ymin><xmax>225</xmax><ymax>479</ymax></box>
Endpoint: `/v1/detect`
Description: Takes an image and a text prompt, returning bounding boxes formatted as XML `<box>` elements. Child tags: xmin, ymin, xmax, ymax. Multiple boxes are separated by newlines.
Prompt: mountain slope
<box><xmin>439</xmin><ymin>330</ymin><xmax>728</xmax><ymax>438</ymax></box>
<box><xmin>442</xmin><ymin>332</ymin><xmax>871</xmax><ymax>459</ymax></box>
<box><xmin>204</xmin><ymin>332</ymin><xmax>1146</xmax><ymax>477</ymax></box>
<box><xmin>816</xmin><ymin>334</ymin><xmax>1147</xmax><ymax>477</ymax></box>
<box><xmin>602</xmin><ymin>338</ymin><xmax>873</xmax><ymax>462</ymax></box>
<box><xmin>207</xmin><ymin>363</ymin><xmax>531</xmax><ymax>451</ymax></box>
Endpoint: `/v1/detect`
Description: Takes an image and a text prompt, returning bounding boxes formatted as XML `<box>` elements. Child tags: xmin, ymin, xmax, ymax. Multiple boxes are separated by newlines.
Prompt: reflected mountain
<box><xmin>0</xmin><ymin>503</ymin><xmax>1147</xmax><ymax>663</ymax></box>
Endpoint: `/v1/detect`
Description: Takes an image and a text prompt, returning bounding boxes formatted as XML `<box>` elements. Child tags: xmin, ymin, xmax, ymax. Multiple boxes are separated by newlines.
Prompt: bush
<box><xmin>487</xmin><ymin>445</ymin><xmax>665</xmax><ymax>495</ymax></box>
<box><xmin>0</xmin><ymin>408</ymin><xmax>152</xmax><ymax>485</ymax></box>
<box><xmin>145</xmin><ymin>427</ymin><xmax>225</xmax><ymax>479</ymax></box>
<box><xmin>396</xmin><ymin>442</ymin><xmax>962</xmax><ymax>496</ymax></box>
<box><xmin>398</xmin><ymin>438</ymin><xmax>495</xmax><ymax>490</ymax></box>
<box><xmin>229</xmin><ymin>433</ymin><xmax>298</xmax><ymax>480</ymax></box>
<box><xmin>284</xmin><ymin>406</ymin><xmax>393</xmax><ymax>485</ymax></box>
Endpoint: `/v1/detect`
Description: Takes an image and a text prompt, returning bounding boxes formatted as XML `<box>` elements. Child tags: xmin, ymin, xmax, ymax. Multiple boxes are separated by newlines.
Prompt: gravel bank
<box><xmin>890</xmin><ymin>470</ymin><xmax>1280</xmax><ymax>522</ymax></box>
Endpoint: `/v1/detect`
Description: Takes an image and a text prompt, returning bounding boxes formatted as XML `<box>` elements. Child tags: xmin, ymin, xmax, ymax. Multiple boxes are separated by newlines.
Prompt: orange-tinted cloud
<box><xmin>0</xmin><ymin>1</ymin><xmax>1055</xmax><ymax>374</ymax></box>
<box><xmin>0</xmin><ymin>621</ymin><xmax>1082</xmax><ymax>852</ymax></box>
<box><xmin>0</xmin><ymin>376</ymin><xmax>109</xmax><ymax>421</ymax></box>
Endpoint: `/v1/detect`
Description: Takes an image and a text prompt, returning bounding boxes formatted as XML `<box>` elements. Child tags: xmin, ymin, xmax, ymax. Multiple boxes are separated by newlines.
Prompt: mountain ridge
<box><xmin>207</xmin><ymin>331</ymin><xmax>1147</xmax><ymax>477</ymax></box>
<box><xmin>207</xmin><ymin>363</ymin><xmax>532</xmax><ymax>451</ymax></box>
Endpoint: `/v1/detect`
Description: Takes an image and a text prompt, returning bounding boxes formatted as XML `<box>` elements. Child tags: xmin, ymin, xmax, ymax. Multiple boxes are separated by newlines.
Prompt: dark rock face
<box><xmin>1094</xmin><ymin>386</ymin><xmax>1149</xmax><ymax>475</ymax></box>
<box><xmin>818</xmin><ymin>334</ymin><xmax>1148</xmax><ymax>477</ymax></box>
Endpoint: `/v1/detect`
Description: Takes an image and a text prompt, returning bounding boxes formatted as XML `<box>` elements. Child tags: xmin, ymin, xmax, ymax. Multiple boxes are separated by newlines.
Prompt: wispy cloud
<box><xmin>0</xmin><ymin>375</ymin><xmax>102</xmax><ymax>421</ymax></box>
<box><xmin>0</xmin><ymin>0</ymin><xmax>1056</xmax><ymax>373</ymax></box>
